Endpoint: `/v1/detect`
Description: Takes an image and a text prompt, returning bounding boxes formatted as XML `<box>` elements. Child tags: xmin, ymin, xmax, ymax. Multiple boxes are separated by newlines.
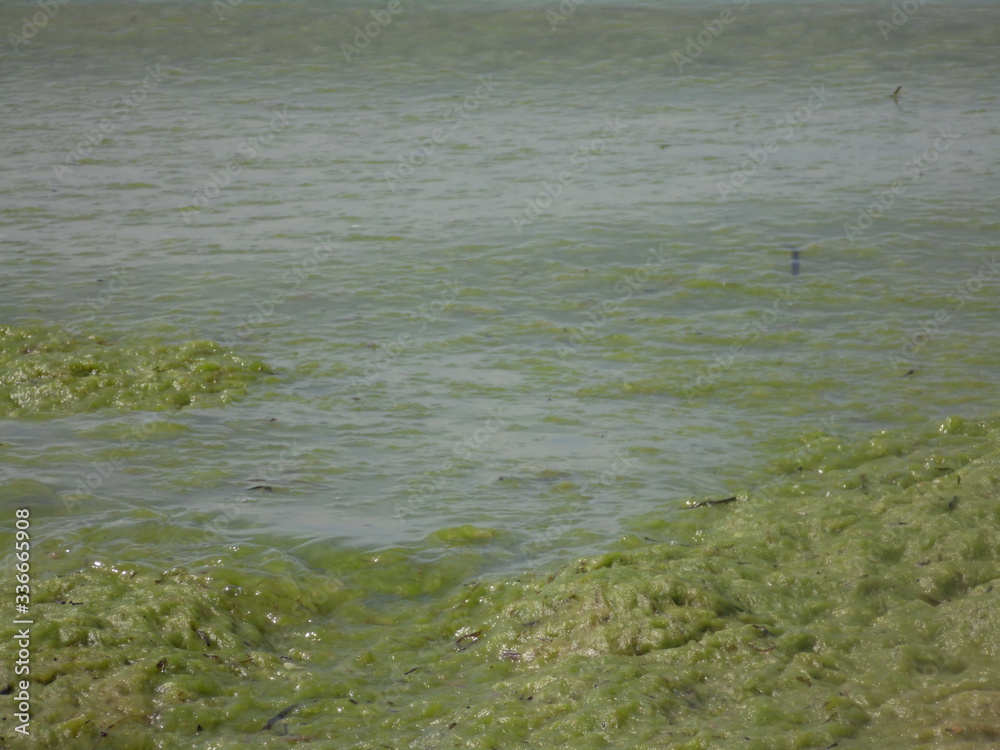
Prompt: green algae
<box><xmin>0</xmin><ymin>325</ymin><xmax>270</xmax><ymax>417</ymax></box>
<box><xmin>2</xmin><ymin>416</ymin><xmax>1000</xmax><ymax>749</ymax></box>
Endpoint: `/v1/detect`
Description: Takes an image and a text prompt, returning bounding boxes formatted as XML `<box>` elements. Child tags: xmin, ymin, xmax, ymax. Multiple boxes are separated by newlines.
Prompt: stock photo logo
<box><xmin>843</xmin><ymin>126</ymin><xmax>957</xmax><ymax>244</ymax></box>
<box><xmin>395</xmin><ymin>407</ymin><xmax>506</xmax><ymax>521</ymax></box>
<box><xmin>509</xmin><ymin>115</ymin><xmax>627</xmax><ymax>234</ymax></box>
<box><xmin>340</xmin><ymin>0</ymin><xmax>406</xmax><ymax>60</ymax></box>
<box><xmin>683</xmin><ymin>283</ymin><xmax>800</xmax><ymax>398</ymax></box>
<box><xmin>63</xmin><ymin>268</ymin><xmax>129</xmax><ymax>337</ymax></box>
<box><xmin>716</xmin><ymin>85</ymin><xmax>828</xmax><ymax>201</ymax></box>
<box><xmin>546</xmin><ymin>0</ymin><xmax>585</xmax><ymax>30</ymax></box>
<box><xmin>877</xmin><ymin>0</ymin><xmax>928</xmax><ymax>39</ymax></box>
<box><xmin>178</xmin><ymin>104</ymin><xmax>294</xmax><ymax>222</ymax></box>
<box><xmin>385</xmin><ymin>75</ymin><xmax>496</xmax><ymax>192</ymax></box>
<box><xmin>557</xmin><ymin>244</ymin><xmax>670</xmax><ymax>359</ymax></box>
<box><xmin>671</xmin><ymin>0</ymin><xmax>751</xmax><ymax>72</ymax></box>
<box><xmin>53</xmin><ymin>65</ymin><xmax>168</xmax><ymax>183</ymax></box>
<box><xmin>7</xmin><ymin>0</ymin><xmax>70</xmax><ymax>53</ymax></box>
<box><xmin>886</xmin><ymin>253</ymin><xmax>1000</xmax><ymax>370</ymax></box>
<box><xmin>353</xmin><ymin>280</ymin><xmax>462</xmax><ymax>391</ymax></box>
<box><xmin>215</xmin><ymin>237</ymin><xmax>338</xmax><ymax>351</ymax></box>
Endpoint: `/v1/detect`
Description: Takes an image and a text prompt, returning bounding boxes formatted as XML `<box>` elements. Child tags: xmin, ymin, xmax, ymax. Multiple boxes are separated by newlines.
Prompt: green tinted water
<box><xmin>2</xmin><ymin>0</ymin><xmax>1000</xmax><ymax>747</ymax></box>
<box><xmin>3</xmin><ymin>413</ymin><xmax>1000</xmax><ymax>748</ymax></box>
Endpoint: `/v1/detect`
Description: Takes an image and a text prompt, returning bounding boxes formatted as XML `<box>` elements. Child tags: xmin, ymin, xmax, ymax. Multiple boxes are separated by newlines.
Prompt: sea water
<box><xmin>1</xmin><ymin>1</ymin><xmax>999</xmax><ymax>747</ymax></box>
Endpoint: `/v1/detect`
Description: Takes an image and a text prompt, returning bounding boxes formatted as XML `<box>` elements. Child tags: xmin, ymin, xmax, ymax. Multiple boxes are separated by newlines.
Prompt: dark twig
<box><xmin>683</xmin><ymin>496</ymin><xmax>738</xmax><ymax>509</ymax></box>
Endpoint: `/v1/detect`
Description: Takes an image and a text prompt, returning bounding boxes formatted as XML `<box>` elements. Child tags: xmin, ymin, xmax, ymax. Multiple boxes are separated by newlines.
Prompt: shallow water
<box><xmin>1</xmin><ymin>0</ymin><xmax>999</xmax><ymax>747</ymax></box>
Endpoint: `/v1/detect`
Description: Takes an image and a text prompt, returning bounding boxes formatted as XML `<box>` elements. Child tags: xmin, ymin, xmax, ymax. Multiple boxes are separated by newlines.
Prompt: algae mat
<box><xmin>0</xmin><ymin>325</ymin><xmax>270</xmax><ymax>417</ymax></box>
<box><xmin>2</xmin><ymin>415</ymin><xmax>998</xmax><ymax>749</ymax></box>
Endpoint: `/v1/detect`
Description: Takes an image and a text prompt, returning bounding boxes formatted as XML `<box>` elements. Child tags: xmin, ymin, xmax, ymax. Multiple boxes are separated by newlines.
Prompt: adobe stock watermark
<box><xmin>64</xmin><ymin>267</ymin><xmax>129</xmax><ymax>336</ymax></box>
<box><xmin>886</xmin><ymin>252</ymin><xmax>999</xmax><ymax>370</ymax></box>
<box><xmin>752</xmin><ymin>414</ymin><xmax>838</xmax><ymax>501</ymax></box>
<box><xmin>63</xmin><ymin>417</ymin><xmax>162</xmax><ymax>510</ymax></box>
<box><xmin>352</xmin><ymin>280</ymin><xmax>462</xmax><ymax>392</ymax></box>
<box><xmin>877</xmin><ymin>0</ymin><xmax>928</xmax><ymax>40</ymax></box>
<box><xmin>509</xmin><ymin>115</ymin><xmax>628</xmax><ymax>234</ymax></box>
<box><xmin>178</xmin><ymin>104</ymin><xmax>293</xmax><ymax>223</ymax></box>
<box><xmin>843</xmin><ymin>126</ymin><xmax>957</xmax><ymax>245</ymax></box>
<box><xmin>216</xmin><ymin>237</ymin><xmax>337</xmax><ymax>351</ymax></box>
<box><xmin>672</xmin><ymin>0</ymin><xmax>750</xmax><ymax>73</ymax></box>
<box><xmin>716</xmin><ymin>85</ymin><xmax>828</xmax><ymax>201</ymax></box>
<box><xmin>395</xmin><ymin>408</ymin><xmax>507</xmax><ymax>520</ymax></box>
<box><xmin>12</xmin><ymin>507</ymin><xmax>33</xmax><ymax>739</ymax></box>
<box><xmin>385</xmin><ymin>75</ymin><xmax>497</xmax><ymax>192</ymax></box>
<box><xmin>521</xmin><ymin>448</ymin><xmax>637</xmax><ymax>560</ymax></box>
<box><xmin>547</xmin><ymin>0</ymin><xmax>585</xmax><ymax>30</ymax></box>
<box><xmin>53</xmin><ymin>64</ymin><xmax>167</xmax><ymax>182</ymax></box>
<box><xmin>213</xmin><ymin>0</ymin><xmax>244</xmax><ymax>21</ymax></box>
<box><xmin>206</xmin><ymin>441</ymin><xmax>301</xmax><ymax>536</ymax></box>
<box><xmin>557</xmin><ymin>243</ymin><xmax>671</xmax><ymax>359</ymax></box>
<box><xmin>683</xmin><ymin>283</ymin><xmax>800</xmax><ymax>398</ymax></box>
<box><xmin>8</xmin><ymin>0</ymin><xmax>70</xmax><ymax>53</ymax></box>
<box><xmin>340</xmin><ymin>0</ymin><xmax>405</xmax><ymax>61</ymax></box>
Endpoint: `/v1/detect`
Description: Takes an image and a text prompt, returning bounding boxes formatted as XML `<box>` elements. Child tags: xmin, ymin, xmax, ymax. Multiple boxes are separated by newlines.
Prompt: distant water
<box><xmin>2</xmin><ymin>1</ymin><xmax>1000</xmax><ymax>747</ymax></box>
<box><xmin>2</xmin><ymin>0</ymin><xmax>999</xmax><ymax>561</ymax></box>
<box><xmin>3</xmin><ymin>0</ymin><xmax>1000</xmax><ymax>559</ymax></box>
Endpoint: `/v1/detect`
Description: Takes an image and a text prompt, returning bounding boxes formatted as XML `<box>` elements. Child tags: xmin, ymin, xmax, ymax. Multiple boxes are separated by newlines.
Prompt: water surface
<box><xmin>1</xmin><ymin>1</ymin><xmax>999</xmax><ymax>747</ymax></box>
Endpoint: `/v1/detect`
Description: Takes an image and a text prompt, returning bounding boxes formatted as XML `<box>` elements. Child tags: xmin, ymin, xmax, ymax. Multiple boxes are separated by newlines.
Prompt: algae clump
<box><xmin>0</xmin><ymin>324</ymin><xmax>270</xmax><ymax>417</ymax></box>
<box><xmin>2</xmin><ymin>416</ymin><xmax>999</xmax><ymax>749</ymax></box>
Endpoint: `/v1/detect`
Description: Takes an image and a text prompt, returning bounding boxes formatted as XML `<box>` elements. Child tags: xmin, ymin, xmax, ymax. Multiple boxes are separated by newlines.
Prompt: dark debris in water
<box><xmin>263</xmin><ymin>703</ymin><xmax>301</xmax><ymax>731</ymax></box>
<box><xmin>683</xmin><ymin>496</ymin><xmax>738</xmax><ymax>509</ymax></box>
